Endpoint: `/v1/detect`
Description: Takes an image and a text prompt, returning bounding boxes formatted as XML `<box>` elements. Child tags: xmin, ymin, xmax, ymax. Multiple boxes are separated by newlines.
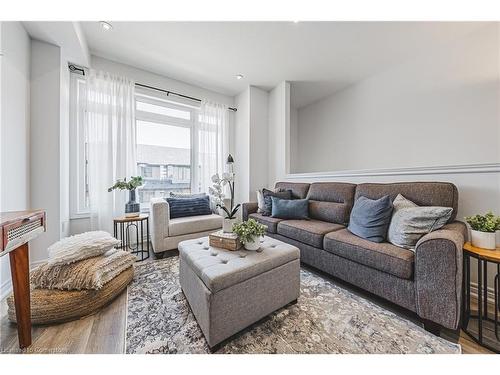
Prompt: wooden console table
<box><xmin>0</xmin><ymin>210</ymin><xmax>46</xmax><ymax>349</ymax></box>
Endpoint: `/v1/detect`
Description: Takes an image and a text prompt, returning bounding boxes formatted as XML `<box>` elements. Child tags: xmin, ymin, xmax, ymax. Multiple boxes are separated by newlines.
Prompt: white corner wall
<box><xmin>233</xmin><ymin>86</ymin><xmax>269</xmax><ymax>204</ymax></box>
<box><xmin>267</xmin><ymin>81</ymin><xmax>290</xmax><ymax>186</ymax></box>
<box><xmin>29</xmin><ymin>40</ymin><xmax>63</xmax><ymax>264</ymax></box>
<box><xmin>0</xmin><ymin>22</ymin><xmax>31</xmax><ymax>298</ymax></box>
<box><xmin>295</xmin><ymin>23</ymin><xmax>500</xmax><ymax>173</ymax></box>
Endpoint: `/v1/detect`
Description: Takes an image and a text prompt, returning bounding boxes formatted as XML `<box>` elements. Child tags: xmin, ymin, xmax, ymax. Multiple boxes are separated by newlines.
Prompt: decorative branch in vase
<box><xmin>209</xmin><ymin>172</ymin><xmax>240</xmax><ymax>233</ymax></box>
<box><xmin>108</xmin><ymin>176</ymin><xmax>144</xmax><ymax>218</ymax></box>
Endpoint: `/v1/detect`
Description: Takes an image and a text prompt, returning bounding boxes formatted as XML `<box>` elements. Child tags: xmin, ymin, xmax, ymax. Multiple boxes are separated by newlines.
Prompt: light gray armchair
<box><xmin>150</xmin><ymin>197</ymin><xmax>223</xmax><ymax>255</ymax></box>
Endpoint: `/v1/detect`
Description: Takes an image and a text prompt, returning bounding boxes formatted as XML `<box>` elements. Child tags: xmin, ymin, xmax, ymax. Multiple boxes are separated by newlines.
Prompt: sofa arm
<box><xmin>150</xmin><ymin>198</ymin><xmax>170</xmax><ymax>253</ymax></box>
<box><xmin>242</xmin><ymin>202</ymin><xmax>258</xmax><ymax>221</ymax></box>
<box><xmin>414</xmin><ymin>221</ymin><xmax>467</xmax><ymax>330</ymax></box>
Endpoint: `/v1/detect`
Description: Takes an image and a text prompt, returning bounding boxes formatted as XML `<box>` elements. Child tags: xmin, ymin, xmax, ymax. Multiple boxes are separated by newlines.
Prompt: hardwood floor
<box><xmin>0</xmin><ymin>252</ymin><xmax>495</xmax><ymax>354</ymax></box>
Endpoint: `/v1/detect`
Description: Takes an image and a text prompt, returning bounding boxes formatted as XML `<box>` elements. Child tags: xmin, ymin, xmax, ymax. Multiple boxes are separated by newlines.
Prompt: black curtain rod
<box><xmin>136</xmin><ymin>83</ymin><xmax>237</xmax><ymax>112</ymax></box>
<box><xmin>68</xmin><ymin>64</ymin><xmax>237</xmax><ymax>112</ymax></box>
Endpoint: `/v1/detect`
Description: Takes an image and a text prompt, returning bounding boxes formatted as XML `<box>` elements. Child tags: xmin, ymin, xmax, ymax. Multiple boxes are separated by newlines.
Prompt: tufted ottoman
<box><xmin>179</xmin><ymin>236</ymin><xmax>300</xmax><ymax>348</ymax></box>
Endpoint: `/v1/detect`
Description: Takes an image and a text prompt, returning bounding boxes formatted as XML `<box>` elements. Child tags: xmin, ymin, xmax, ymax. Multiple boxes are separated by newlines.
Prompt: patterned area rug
<box><xmin>125</xmin><ymin>257</ymin><xmax>460</xmax><ymax>354</ymax></box>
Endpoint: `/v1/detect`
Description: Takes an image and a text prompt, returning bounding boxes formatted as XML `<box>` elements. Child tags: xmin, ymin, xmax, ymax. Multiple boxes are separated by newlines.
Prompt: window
<box><xmin>69</xmin><ymin>73</ymin><xmax>90</xmax><ymax>217</ymax></box>
<box><xmin>70</xmin><ymin>74</ymin><xmax>226</xmax><ymax>217</ymax></box>
<box><xmin>135</xmin><ymin>90</ymin><xmax>196</xmax><ymax>209</ymax></box>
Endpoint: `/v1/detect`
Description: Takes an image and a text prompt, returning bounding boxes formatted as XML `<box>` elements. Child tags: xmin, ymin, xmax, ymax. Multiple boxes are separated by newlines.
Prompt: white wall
<box><xmin>294</xmin><ymin>24</ymin><xmax>500</xmax><ymax>173</ymax></box>
<box><xmin>267</xmin><ymin>81</ymin><xmax>290</xmax><ymax>185</ymax></box>
<box><xmin>0</xmin><ymin>22</ymin><xmax>31</xmax><ymax>298</ymax></box>
<box><xmin>234</xmin><ymin>88</ymin><xmax>250</xmax><ymax>204</ymax></box>
<box><xmin>29</xmin><ymin>40</ymin><xmax>63</xmax><ymax>264</ymax></box>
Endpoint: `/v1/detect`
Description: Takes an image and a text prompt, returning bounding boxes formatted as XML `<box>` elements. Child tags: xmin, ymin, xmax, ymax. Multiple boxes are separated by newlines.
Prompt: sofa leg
<box><xmin>154</xmin><ymin>251</ymin><xmax>165</xmax><ymax>260</ymax></box>
<box><xmin>423</xmin><ymin>320</ymin><xmax>442</xmax><ymax>336</ymax></box>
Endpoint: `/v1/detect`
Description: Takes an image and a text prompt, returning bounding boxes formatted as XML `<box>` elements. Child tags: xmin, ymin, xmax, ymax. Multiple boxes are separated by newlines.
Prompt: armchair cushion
<box><xmin>169</xmin><ymin>214</ymin><xmax>222</xmax><ymax>237</ymax></box>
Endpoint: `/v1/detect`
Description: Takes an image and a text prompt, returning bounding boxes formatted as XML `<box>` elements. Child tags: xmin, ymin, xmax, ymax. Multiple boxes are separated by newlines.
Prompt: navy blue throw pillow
<box><xmin>347</xmin><ymin>195</ymin><xmax>393</xmax><ymax>243</ymax></box>
<box><xmin>166</xmin><ymin>195</ymin><xmax>212</xmax><ymax>219</ymax></box>
<box><xmin>271</xmin><ymin>197</ymin><xmax>309</xmax><ymax>220</ymax></box>
<box><xmin>261</xmin><ymin>188</ymin><xmax>293</xmax><ymax>216</ymax></box>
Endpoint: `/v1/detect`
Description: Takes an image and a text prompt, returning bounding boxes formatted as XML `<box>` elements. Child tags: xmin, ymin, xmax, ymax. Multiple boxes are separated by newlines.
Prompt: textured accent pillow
<box><xmin>271</xmin><ymin>197</ymin><xmax>309</xmax><ymax>219</ymax></box>
<box><xmin>348</xmin><ymin>195</ymin><xmax>393</xmax><ymax>243</ymax></box>
<box><xmin>387</xmin><ymin>194</ymin><xmax>453</xmax><ymax>249</ymax></box>
<box><xmin>261</xmin><ymin>188</ymin><xmax>292</xmax><ymax>216</ymax></box>
<box><xmin>48</xmin><ymin>231</ymin><xmax>121</xmax><ymax>266</ymax></box>
<box><xmin>169</xmin><ymin>192</ymin><xmax>216</xmax><ymax>213</ymax></box>
<box><xmin>166</xmin><ymin>195</ymin><xmax>212</xmax><ymax>219</ymax></box>
<box><xmin>31</xmin><ymin>248</ymin><xmax>136</xmax><ymax>290</ymax></box>
<box><xmin>256</xmin><ymin>189</ymin><xmax>265</xmax><ymax>213</ymax></box>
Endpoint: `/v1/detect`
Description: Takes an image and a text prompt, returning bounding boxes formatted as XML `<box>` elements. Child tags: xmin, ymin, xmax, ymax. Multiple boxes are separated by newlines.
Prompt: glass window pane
<box><xmin>136</xmin><ymin>120</ymin><xmax>191</xmax><ymax>207</ymax></box>
<box><xmin>137</xmin><ymin>101</ymin><xmax>191</xmax><ymax>120</ymax></box>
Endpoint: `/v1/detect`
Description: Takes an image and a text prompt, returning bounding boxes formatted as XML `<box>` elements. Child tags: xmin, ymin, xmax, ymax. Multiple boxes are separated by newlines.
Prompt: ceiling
<box><xmin>29</xmin><ymin>21</ymin><xmax>489</xmax><ymax>99</ymax></box>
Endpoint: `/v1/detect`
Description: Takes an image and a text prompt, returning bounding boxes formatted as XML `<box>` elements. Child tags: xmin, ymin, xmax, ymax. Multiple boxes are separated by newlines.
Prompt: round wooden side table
<box><xmin>113</xmin><ymin>214</ymin><xmax>150</xmax><ymax>261</ymax></box>
<box><xmin>462</xmin><ymin>241</ymin><xmax>500</xmax><ymax>353</ymax></box>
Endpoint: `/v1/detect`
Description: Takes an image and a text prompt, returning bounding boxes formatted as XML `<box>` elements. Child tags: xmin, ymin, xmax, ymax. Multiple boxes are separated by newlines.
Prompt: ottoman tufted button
<box><xmin>239</xmin><ymin>254</ymin><xmax>247</xmax><ymax>258</ymax></box>
<box><xmin>203</xmin><ymin>246</ymin><xmax>210</xmax><ymax>250</ymax></box>
<box><xmin>221</xmin><ymin>259</ymin><xmax>228</xmax><ymax>264</ymax></box>
<box><xmin>270</xmin><ymin>244</ymin><xmax>276</xmax><ymax>248</ymax></box>
<box><xmin>197</xmin><ymin>241</ymin><xmax>203</xmax><ymax>245</ymax></box>
<box><xmin>210</xmin><ymin>252</ymin><xmax>218</xmax><ymax>256</ymax></box>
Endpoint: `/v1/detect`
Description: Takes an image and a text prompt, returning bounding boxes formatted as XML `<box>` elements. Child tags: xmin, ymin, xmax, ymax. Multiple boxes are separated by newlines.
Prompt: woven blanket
<box><xmin>31</xmin><ymin>248</ymin><xmax>136</xmax><ymax>290</ymax></box>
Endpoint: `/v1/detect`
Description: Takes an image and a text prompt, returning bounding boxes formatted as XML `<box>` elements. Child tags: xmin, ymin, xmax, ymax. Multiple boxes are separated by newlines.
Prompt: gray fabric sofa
<box><xmin>242</xmin><ymin>181</ymin><xmax>467</xmax><ymax>332</ymax></box>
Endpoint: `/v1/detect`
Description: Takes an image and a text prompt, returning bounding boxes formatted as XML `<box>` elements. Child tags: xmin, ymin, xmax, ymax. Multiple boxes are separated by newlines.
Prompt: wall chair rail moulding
<box><xmin>286</xmin><ymin>163</ymin><xmax>500</xmax><ymax>180</ymax></box>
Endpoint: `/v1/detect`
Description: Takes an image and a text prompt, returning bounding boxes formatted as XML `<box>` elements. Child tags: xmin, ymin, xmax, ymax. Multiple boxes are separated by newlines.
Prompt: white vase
<box><xmin>470</xmin><ymin>230</ymin><xmax>496</xmax><ymax>250</ymax></box>
<box><xmin>223</xmin><ymin>218</ymin><xmax>237</xmax><ymax>233</ymax></box>
<box><xmin>244</xmin><ymin>237</ymin><xmax>261</xmax><ymax>251</ymax></box>
<box><xmin>496</xmin><ymin>230</ymin><xmax>500</xmax><ymax>247</ymax></box>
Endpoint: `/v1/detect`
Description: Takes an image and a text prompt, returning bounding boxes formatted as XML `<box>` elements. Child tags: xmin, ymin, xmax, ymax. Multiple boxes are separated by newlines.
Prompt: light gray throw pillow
<box><xmin>387</xmin><ymin>194</ymin><xmax>453</xmax><ymax>250</ymax></box>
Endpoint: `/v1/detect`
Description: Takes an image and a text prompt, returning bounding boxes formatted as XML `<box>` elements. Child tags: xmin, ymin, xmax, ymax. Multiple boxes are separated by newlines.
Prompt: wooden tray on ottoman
<box><xmin>209</xmin><ymin>230</ymin><xmax>242</xmax><ymax>251</ymax></box>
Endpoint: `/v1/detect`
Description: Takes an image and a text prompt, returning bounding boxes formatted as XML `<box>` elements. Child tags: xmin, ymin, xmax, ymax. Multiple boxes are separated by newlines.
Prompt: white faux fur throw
<box><xmin>48</xmin><ymin>231</ymin><xmax>120</xmax><ymax>266</ymax></box>
<box><xmin>31</xmin><ymin>248</ymin><xmax>136</xmax><ymax>290</ymax></box>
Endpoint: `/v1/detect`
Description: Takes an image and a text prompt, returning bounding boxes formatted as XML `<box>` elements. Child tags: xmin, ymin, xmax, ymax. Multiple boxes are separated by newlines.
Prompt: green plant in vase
<box><xmin>108</xmin><ymin>176</ymin><xmax>143</xmax><ymax>217</ymax></box>
<box><xmin>465</xmin><ymin>211</ymin><xmax>500</xmax><ymax>250</ymax></box>
<box><xmin>232</xmin><ymin>219</ymin><xmax>266</xmax><ymax>251</ymax></box>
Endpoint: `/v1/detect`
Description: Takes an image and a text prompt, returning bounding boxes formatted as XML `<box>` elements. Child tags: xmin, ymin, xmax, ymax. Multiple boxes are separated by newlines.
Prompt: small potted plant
<box><xmin>465</xmin><ymin>212</ymin><xmax>499</xmax><ymax>250</ymax></box>
<box><xmin>108</xmin><ymin>176</ymin><xmax>143</xmax><ymax>217</ymax></box>
<box><xmin>209</xmin><ymin>173</ymin><xmax>240</xmax><ymax>233</ymax></box>
<box><xmin>232</xmin><ymin>219</ymin><xmax>266</xmax><ymax>251</ymax></box>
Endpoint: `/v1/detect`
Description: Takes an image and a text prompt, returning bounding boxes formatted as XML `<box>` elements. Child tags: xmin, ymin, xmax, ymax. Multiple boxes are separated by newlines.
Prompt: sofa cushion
<box><xmin>271</xmin><ymin>197</ymin><xmax>309</xmax><ymax>220</ymax></box>
<box><xmin>275</xmin><ymin>182</ymin><xmax>310</xmax><ymax>199</ymax></box>
<box><xmin>323</xmin><ymin>229</ymin><xmax>414</xmax><ymax>279</ymax></box>
<box><xmin>262</xmin><ymin>188</ymin><xmax>292</xmax><ymax>216</ymax></box>
<box><xmin>249</xmin><ymin>213</ymin><xmax>284</xmax><ymax>233</ymax></box>
<box><xmin>277</xmin><ymin>219</ymin><xmax>344</xmax><ymax>248</ymax></box>
<box><xmin>355</xmin><ymin>182</ymin><xmax>458</xmax><ymax>222</ymax></box>
<box><xmin>348</xmin><ymin>195</ymin><xmax>393</xmax><ymax>243</ymax></box>
<box><xmin>306</xmin><ymin>182</ymin><xmax>356</xmax><ymax>225</ymax></box>
<box><xmin>169</xmin><ymin>214</ymin><xmax>222</xmax><ymax>237</ymax></box>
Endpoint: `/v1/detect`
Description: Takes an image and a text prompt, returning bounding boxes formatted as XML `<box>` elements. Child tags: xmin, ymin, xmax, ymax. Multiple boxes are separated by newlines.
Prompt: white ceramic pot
<box><xmin>470</xmin><ymin>230</ymin><xmax>496</xmax><ymax>250</ymax></box>
<box><xmin>496</xmin><ymin>230</ymin><xmax>500</xmax><ymax>247</ymax></box>
<box><xmin>244</xmin><ymin>237</ymin><xmax>261</xmax><ymax>251</ymax></box>
<box><xmin>223</xmin><ymin>218</ymin><xmax>237</xmax><ymax>233</ymax></box>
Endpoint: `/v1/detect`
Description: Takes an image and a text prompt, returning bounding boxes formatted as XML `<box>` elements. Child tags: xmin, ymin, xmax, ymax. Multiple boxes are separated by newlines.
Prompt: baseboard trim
<box><xmin>0</xmin><ymin>259</ymin><xmax>46</xmax><ymax>301</ymax></box>
<box><xmin>286</xmin><ymin>162</ymin><xmax>500</xmax><ymax>180</ymax></box>
<box><xmin>468</xmin><ymin>282</ymin><xmax>497</xmax><ymax>307</ymax></box>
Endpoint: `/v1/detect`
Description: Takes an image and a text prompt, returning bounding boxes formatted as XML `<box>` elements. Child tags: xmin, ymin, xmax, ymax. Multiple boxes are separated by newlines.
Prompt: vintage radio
<box><xmin>1</xmin><ymin>210</ymin><xmax>46</xmax><ymax>256</ymax></box>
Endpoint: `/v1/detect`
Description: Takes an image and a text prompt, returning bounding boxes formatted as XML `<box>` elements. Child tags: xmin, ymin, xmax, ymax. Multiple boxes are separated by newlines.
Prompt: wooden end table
<box><xmin>462</xmin><ymin>241</ymin><xmax>500</xmax><ymax>353</ymax></box>
<box><xmin>113</xmin><ymin>214</ymin><xmax>150</xmax><ymax>261</ymax></box>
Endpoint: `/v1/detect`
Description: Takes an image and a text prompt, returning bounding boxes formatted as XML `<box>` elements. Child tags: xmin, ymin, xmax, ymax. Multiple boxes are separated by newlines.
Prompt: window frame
<box><xmin>69</xmin><ymin>73</ymin><xmax>90</xmax><ymax>219</ymax></box>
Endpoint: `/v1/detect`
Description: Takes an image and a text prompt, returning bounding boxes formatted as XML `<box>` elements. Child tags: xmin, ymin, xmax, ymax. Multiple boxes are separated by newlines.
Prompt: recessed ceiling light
<box><xmin>99</xmin><ymin>21</ymin><xmax>113</xmax><ymax>31</ymax></box>
<box><xmin>236</xmin><ymin>74</ymin><xmax>244</xmax><ymax>80</ymax></box>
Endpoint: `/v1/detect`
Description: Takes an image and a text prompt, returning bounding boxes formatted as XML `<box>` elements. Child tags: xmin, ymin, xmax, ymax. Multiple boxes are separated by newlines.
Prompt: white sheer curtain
<box><xmin>194</xmin><ymin>100</ymin><xmax>229</xmax><ymax>194</ymax></box>
<box><xmin>86</xmin><ymin>70</ymin><xmax>137</xmax><ymax>234</ymax></box>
